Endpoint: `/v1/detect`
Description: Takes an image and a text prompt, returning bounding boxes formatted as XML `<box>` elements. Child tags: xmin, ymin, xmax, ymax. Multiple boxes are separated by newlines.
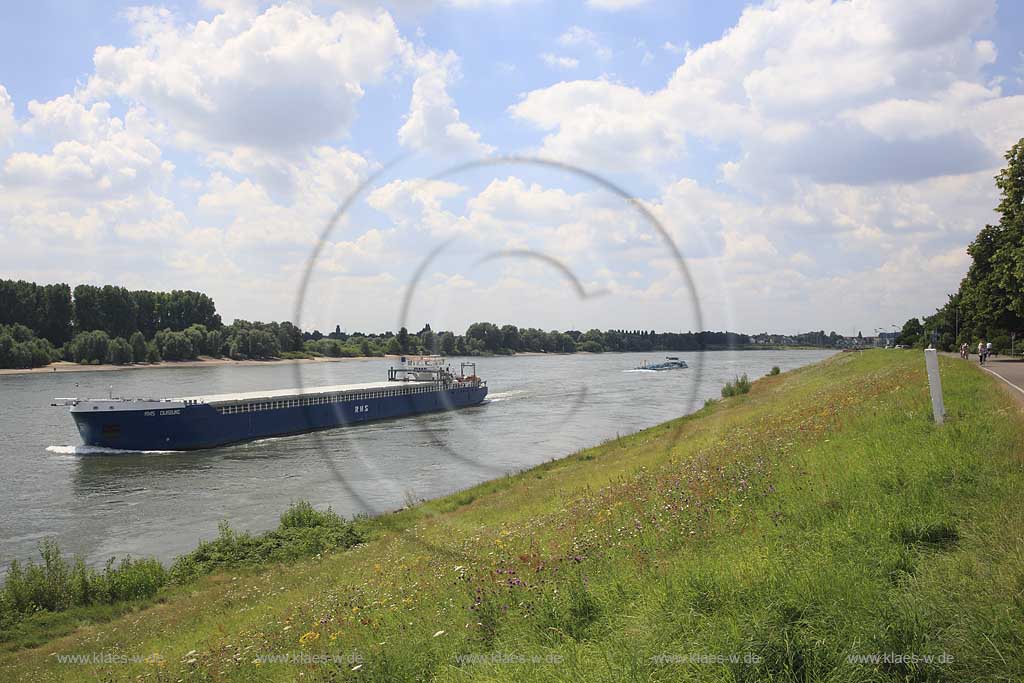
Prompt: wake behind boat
<box><xmin>636</xmin><ymin>356</ymin><xmax>689</xmax><ymax>371</ymax></box>
<box><xmin>53</xmin><ymin>357</ymin><xmax>487</xmax><ymax>451</ymax></box>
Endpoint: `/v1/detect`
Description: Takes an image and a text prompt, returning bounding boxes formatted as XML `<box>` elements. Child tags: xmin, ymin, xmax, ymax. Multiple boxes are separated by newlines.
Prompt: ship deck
<box><xmin>176</xmin><ymin>380</ymin><xmax>437</xmax><ymax>406</ymax></box>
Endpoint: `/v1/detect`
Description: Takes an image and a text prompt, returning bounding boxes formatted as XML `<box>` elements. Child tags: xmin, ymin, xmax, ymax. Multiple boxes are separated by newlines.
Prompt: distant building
<box><xmin>877</xmin><ymin>331</ymin><xmax>898</xmax><ymax>347</ymax></box>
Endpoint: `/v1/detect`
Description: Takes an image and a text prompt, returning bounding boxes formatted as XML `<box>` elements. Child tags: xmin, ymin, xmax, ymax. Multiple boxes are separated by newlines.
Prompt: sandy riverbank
<box><xmin>0</xmin><ymin>351</ymin><xmax>564</xmax><ymax>376</ymax></box>
<box><xmin>0</xmin><ymin>354</ymin><xmax>386</xmax><ymax>376</ymax></box>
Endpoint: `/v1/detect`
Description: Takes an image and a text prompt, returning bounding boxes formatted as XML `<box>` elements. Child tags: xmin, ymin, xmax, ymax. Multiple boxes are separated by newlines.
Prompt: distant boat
<box><xmin>636</xmin><ymin>357</ymin><xmax>688</xmax><ymax>371</ymax></box>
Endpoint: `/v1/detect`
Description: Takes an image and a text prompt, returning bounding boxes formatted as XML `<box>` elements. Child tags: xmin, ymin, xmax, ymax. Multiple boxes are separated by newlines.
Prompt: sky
<box><xmin>0</xmin><ymin>0</ymin><xmax>1022</xmax><ymax>337</ymax></box>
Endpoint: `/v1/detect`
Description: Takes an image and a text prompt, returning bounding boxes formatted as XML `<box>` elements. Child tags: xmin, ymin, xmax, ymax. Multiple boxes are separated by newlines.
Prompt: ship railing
<box><xmin>52</xmin><ymin>396</ymin><xmax>201</xmax><ymax>407</ymax></box>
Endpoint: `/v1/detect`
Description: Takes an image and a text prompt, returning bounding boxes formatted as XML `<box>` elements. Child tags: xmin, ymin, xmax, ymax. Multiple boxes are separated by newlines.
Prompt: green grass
<box><xmin>2</xmin><ymin>350</ymin><xmax>1023</xmax><ymax>682</ymax></box>
<box><xmin>0</xmin><ymin>502</ymin><xmax>362</xmax><ymax>650</ymax></box>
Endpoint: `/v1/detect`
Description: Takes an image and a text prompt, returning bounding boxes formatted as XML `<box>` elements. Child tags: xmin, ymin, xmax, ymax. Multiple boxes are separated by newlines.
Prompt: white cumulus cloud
<box><xmin>86</xmin><ymin>4</ymin><xmax>407</xmax><ymax>152</ymax></box>
<box><xmin>513</xmin><ymin>0</ymin><xmax>1017</xmax><ymax>186</ymax></box>
<box><xmin>0</xmin><ymin>85</ymin><xmax>17</xmax><ymax>146</ymax></box>
<box><xmin>399</xmin><ymin>50</ymin><xmax>493</xmax><ymax>156</ymax></box>
<box><xmin>541</xmin><ymin>54</ymin><xmax>580</xmax><ymax>70</ymax></box>
<box><xmin>586</xmin><ymin>0</ymin><xmax>650</xmax><ymax>10</ymax></box>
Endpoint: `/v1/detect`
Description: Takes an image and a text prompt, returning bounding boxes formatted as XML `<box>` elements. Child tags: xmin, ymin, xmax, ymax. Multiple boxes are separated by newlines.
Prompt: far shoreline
<box><xmin>0</xmin><ymin>346</ymin><xmax>833</xmax><ymax>377</ymax></box>
<box><xmin>0</xmin><ymin>354</ymin><xmax>386</xmax><ymax>376</ymax></box>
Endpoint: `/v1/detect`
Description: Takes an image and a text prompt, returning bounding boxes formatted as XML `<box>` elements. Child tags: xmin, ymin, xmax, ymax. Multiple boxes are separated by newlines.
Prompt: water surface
<box><xmin>0</xmin><ymin>350</ymin><xmax>835</xmax><ymax>567</ymax></box>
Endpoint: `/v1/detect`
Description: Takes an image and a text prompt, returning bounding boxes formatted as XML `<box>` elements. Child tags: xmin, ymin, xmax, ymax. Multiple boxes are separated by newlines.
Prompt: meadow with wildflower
<box><xmin>2</xmin><ymin>350</ymin><xmax>1023</xmax><ymax>681</ymax></box>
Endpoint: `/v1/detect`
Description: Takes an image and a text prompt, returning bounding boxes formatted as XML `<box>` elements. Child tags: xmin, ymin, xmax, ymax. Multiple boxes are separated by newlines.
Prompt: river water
<box><xmin>0</xmin><ymin>350</ymin><xmax>835</xmax><ymax>568</ymax></box>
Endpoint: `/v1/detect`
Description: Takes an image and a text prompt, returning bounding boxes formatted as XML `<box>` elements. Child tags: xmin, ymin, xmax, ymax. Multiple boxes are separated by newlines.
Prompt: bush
<box><xmin>1</xmin><ymin>501</ymin><xmax>359</xmax><ymax>634</ymax></box>
<box><xmin>0</xmin><ymin>539</ymin><xmax>166</xmax><ymax>630</ymax></box>
<box><xmin>721</xmin><ymin>373</ymin><xmax>752</xmax><ymax>398</ymax></box>
<box><xmin>169</xmin><ymin>502</ymin><xmax>362</xmax><ymax>583</ymax></box>
<box><xmin>279</xmin><ymin>351</ymin><xmax>314</xmax><ymax>360</ymax></box>
<box><xmin>279</xmin><ymin>500</ymin><xmax>346</xmax><ymax>528</ymax></box>
<box><xmin>769</xmin><ymin>366</ymin><xmax>781</xmax><ymax>376</ymax></box>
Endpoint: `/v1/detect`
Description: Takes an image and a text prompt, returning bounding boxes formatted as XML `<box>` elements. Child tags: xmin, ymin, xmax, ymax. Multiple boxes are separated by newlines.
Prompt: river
<box><xmin>0</xmin><ymin>349</ymin><xmax>836</xmax><ymax>568</ymax></box>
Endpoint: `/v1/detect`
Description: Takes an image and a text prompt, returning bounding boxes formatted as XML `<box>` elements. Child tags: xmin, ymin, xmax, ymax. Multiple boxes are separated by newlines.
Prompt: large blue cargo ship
<box><xmin>55</xmin><ymin>357</ymin><xmax>487</xmax><ymax>451</ymax></box>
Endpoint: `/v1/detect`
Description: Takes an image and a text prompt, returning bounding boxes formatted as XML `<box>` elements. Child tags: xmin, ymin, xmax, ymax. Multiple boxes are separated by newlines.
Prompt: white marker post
<box><xmin>924</xmin><ymin>348</ymin><xmax>945</xmax><ymax>425</ymax></box>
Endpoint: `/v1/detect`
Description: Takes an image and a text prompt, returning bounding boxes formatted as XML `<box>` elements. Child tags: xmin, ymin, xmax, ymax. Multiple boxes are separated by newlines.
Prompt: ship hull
<box><xmin>71</xmin><ymin>385</ymin><xmax>488</xmax><ymax>451</ymax></box>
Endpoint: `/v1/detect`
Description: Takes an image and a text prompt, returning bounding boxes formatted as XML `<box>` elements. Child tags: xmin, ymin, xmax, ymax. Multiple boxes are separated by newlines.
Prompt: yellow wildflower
<box><xmin>144</xmin><ymin>653</ymin><xmax>166</xmax><ymax>667</ymax></box>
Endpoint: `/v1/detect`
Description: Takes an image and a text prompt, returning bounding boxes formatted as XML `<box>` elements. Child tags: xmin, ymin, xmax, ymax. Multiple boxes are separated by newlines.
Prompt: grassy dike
<box><xmin>2</xmin><ymin>350</ymin><xmax>1024</xmax><ymax>681</ymax></box>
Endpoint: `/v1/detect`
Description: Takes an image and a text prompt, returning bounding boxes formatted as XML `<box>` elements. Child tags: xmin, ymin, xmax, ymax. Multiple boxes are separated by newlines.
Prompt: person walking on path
<box><xmin>979</xmin><ymin>341</ymin><xmax>987</xmax><ymax>365</ymax></box>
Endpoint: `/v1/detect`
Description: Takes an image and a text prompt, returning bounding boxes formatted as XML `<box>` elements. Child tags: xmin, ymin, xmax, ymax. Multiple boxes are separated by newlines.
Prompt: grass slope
<box><xmin>2</xmin><ymin>350</ymin><xmax>1023</xmax><ymax>682</ymax></box>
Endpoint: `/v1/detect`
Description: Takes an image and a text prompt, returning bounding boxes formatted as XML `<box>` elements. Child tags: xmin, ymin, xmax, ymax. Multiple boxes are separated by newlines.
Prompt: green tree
<box><xmin>0</xmin><ymin>324</ymin><xmax>56</xmax><ymax>368</ymax></box>
<box><xmin>160</xmin><ymin>290</ymin><xmax>221</xmax><ymax>331</ymax></box>
<box><xmin>248</xmin><ymin>329</ymin><xmax>280</xmax><ymax>358</ymax></box>
<box><xmin>129</xmin><ymin>331</ymin><xmax>147</xmax><ymax>363</ymax></box>
<box><xmin>72</xmin><ymin>285</ymin><xmax>103</xmax><ymax>333</ymax></box>
<box><xmin>580</xmin><ymin>328</ymin><xmax>605</xmax><ymax>351</ymax></box>
<box><xmin>40</xmin><ymin>283</ymin><xmax>73</xmax><ymax>346</ymax></box>
<box><xmin>466</xmin><ymin>322</ymin><xmax>505</xmax><ymax>352</ymax></box>
<box><xmin>397</xmin><ymin>327</ymin><xmax>410</xmax><ymax>354</ymax></box>
<box><xmin>897</xmin><ymin>318</ymin><xmax>924</xmax><ymax>347</ymax></box>
<box><xmin>500</xmin><ymin>324</ymin><xmax>522</xmax><ymax>352</ymax></box>
<box><xmin>206</xmin><ymin>328</ymin><xmax>226</xmax><ymax>357</ymax></box>
<box><xmin>386</xmin><ymin>337</ymin><xmax>402</xmax><ymax>355</ymax></box>
<box><xmin>132</xmin><ymin>290</ymin><xmax>161</xmax><ymax>338</ymax></box>
<box><xmin>184</xmin><ymin>324</ymin><xmax>208</xmax><ymax>356</ymax></box>
<box><xmin>155</xmin><ymin>330</ymin><xmax>195</xmax><ymax>361</ymax></box>
<box><xmin>66</xmin><ymin>330</ymin><xmax>111</xmax><ymax>364</ymax></box>
<box><xmin>419</xmin><ymin>325</ymin><xmax>435</xmax><ymax>354</ymax></box>
<box><xmin>98</xmin><ymin>285</ymin><xmax>138</xmax><ymax>339</ymax></box>
<box><xmin>930</xmin><ymin>138</ymin><xmax>1024</xmax><ymax>343</ymax></box>
<box><xmin>439</xmin><ymin>331</ymin><xmax>456</xmax><ymax>355</ymax></box>
<box><xmin>108</xmin><ymin>337</ymin><xmax>133</xmax><ymax>365</ymax></box>
<box><xmin>0</xmin><ymin>281</ymin><xmax>41</xmax><ymax>332</ymax></box>
<box><xmin>277</xmin><ymin>322</ymin><xmax>303</xmax><ymax>353</ymax></box>
<box><xmin>551</xmin><ymin>331</ymin><xmax>577</xmax><ymax>353</ymax></box>
<box><xmin>990</xmin><ymin>139</ymin><xmax>1024</xmax><ymax>320</ymax></box>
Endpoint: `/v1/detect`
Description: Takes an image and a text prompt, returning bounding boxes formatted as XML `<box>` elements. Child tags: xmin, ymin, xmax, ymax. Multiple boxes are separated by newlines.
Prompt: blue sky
<box><xmin>1</xmin><ymin>0</ymin><xmax>1022</xmax><ymax>336</ymax></box>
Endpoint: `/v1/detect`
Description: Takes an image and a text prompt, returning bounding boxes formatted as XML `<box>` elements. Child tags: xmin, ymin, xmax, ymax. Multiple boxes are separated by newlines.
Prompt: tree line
<box><xmin>1</xmin><ymin>279</ymin><xmax>839</xmax><ymax>370</ymax></box>
<box><xmin>0</xmin><ymin>282</ymin><xmax>300</xmax><ymax>368</ymax></box>
<box><xmin>303</xmin><ymin>323</ymin><xmax>755</xmax><ymax>358</ymax></box>
<box><xmin>896</xmin><ymin>138</ymin><xmax>1024</xmax><ymax>352</ymax></box>
<box><xmin>0</xmin><ymin>279</ymin><xmax>767</xmax><ymax>369</ymax></box>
